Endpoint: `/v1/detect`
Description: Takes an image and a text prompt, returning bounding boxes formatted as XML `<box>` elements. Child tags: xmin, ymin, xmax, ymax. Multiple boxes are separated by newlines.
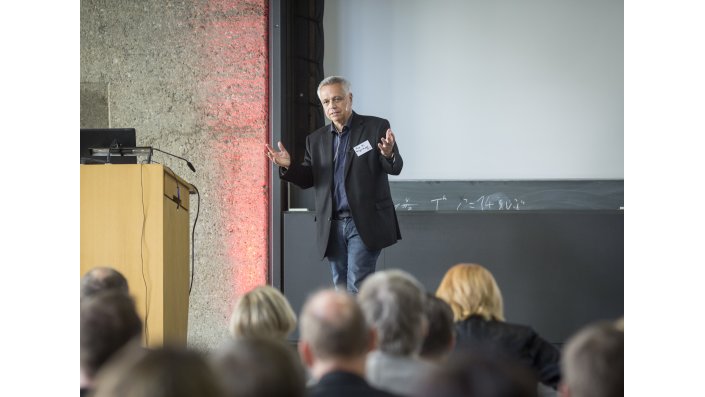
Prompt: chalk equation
<box><xmin>394</xmin><ymin>193</ymin><xmax>527</xmax><ymax>211</ymax></box>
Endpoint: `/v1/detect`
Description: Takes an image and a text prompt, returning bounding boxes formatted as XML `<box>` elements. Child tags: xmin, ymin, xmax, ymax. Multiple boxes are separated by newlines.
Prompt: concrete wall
<box><xmin>81</xmin><ymin>0</ymin><xmax>269</xmax><ymax>350</ymax></box>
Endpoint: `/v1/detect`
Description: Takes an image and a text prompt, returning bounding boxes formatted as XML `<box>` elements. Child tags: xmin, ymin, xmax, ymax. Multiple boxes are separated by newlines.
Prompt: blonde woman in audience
<box><xmin>228</xmin><ymin>285</ymin><xmax>297</xmax><ymax>340</ymax></box>
<box><xmin>436</xmin><ymin>263</ymin><xmax>561</xmax><ymax>389</ymax></box>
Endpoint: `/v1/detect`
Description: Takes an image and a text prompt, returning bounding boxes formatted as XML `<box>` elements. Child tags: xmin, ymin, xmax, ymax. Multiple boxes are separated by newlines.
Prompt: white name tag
<box><xmin>353</xmin><ymin>140</ymin><xmax>373</xmax><ymax>156</ymax></box>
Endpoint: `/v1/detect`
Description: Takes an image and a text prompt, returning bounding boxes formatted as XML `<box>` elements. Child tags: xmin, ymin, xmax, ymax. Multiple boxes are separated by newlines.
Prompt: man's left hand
<box><xmin>378</xmin><ymin>128</ymin><xmax>396</xmax><ymax>158</ymax></box>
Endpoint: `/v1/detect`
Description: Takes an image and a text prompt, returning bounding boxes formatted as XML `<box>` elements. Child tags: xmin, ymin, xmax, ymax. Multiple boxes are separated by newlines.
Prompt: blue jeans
<box><xmin>326</xmin><ymin>218</ymin><xmax>381</xmax><ymax>294</ymax></box>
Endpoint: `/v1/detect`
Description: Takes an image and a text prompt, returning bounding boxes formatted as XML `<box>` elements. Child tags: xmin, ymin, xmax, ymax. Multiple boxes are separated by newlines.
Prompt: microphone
<box><xmin>152</xmin><ymin>148</ymin><xmax>196</xmax><ymax>172</ymax></box>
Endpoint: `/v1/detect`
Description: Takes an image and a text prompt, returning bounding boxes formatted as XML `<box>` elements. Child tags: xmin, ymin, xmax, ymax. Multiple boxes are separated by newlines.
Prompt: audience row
<box><xmin>80</xmin><ymin>264</ymin><xmax>623</xmax><ymax>397</ymax></box>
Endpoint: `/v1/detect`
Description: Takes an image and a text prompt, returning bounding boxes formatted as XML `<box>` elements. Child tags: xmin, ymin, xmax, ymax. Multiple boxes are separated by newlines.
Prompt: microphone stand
<box><xmin>152</xmin><ymin>148</ymin><xmax>196</xmax><ymax>172</ymax></box>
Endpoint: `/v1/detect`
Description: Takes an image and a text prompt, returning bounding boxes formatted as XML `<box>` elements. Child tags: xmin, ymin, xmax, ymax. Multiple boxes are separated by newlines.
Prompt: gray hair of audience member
<box><xmin>317</xmin><ymin>76</ymin><xmax>351</xmax><ymax>97</ymax></box>
<box><xmin>357</xmin><ymin>269</ymin><xmax>428</xmax><ymax>355</ymax></box>
<box><xmin>80</xmin><ymin>266</ymin><xmax>129</xmax><ymax>298</ymax></box>
<box><xmin>228</xmin><ymin>285</ymin><xmax>297</xmax><ymax>340</ymax></box>
<box><xmin>414</xmin><ymin>351</ymin><xmax>538</xmax><ymax>397</ymax></box>
<box><xmin>94</xmin><ymin>347</ymin><xmax>225</xmax><ymax>397</ymax></box>
<box><xmin>560</xmin><ymin>321</ymin><xmax>624</xmax><ymax>397</ymax></box>
<box><xmin>211</xmin><ymin>336</ymin><xmax>306</xmax><ymax>397</ymax></box>
<box><xmin>420</xmin><ymin>292</ymin><xmax>455</xmax><ymax>360</ymax></box>
<box><xmin>299</xmin><ymin>289</ymin><xmax>370</xmax><ymax>360</ymax></box>
<box><xmin>80</xmin><ymin>290</ymin><xmax>142</xmax><ymax>378</ymax></box>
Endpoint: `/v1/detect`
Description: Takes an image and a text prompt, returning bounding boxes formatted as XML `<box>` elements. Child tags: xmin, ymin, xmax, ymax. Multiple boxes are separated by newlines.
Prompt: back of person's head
<box><xmin>435</xmin><ymin>263</ymin><xmax>504</xmax><ymax>322</ymax></box>
<box><xmin>94</xmin><ymin>347</ymin><xmax>224</xmax><ymax>397</ymax></box>
<box><xmin>560</xmin><ymin>321</ymin><xmax>624</xmax><ymax>397</ymax></box>
<box><xmin>299</xmin><ymin>289</ymin><xmax>370</xmax><ymax>361</ymax></box>
<box><xmin>80</xmin><ymin>266</ymin><xmax>129</xmax><ymax>298</ymax></box>
<box><xmin>420</xmin><ymin>293</ymin><xmax>455</xmax><ymax>361</ymax></box>
<box><xmin>613</xmin><ymin>316</ymin><xmax>624</xmax><ymax>331</ymax></box>
<box><xmin>415</xmin><ymin>351</ymin><xmax>538</xmax><ymax>397</ymax></box>
<box><xmin>211</xmin><ymin>336</ymin><xmax>306</xmax><ymax>397</ymax></box>
<box><xmin>228</xmin><ymin>285</ymin><xmax>297</xmax><ymax>340</ymax></box>
<box><xmin>357</xmin><ymin>269</ymin><xmax>427</xmax><ymax>355</ymax></box>
<box><xmin>80</xmin><ymin>289</ymin><xmax>142</xmax><ymax>378</ymax></box>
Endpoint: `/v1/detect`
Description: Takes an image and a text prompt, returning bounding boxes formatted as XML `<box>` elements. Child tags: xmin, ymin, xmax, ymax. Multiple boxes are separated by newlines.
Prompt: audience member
<box><xmin>414</xmin><ymin>351</ymin><xmax>538</xmax><ymax>397</ymax></box>
<box><xmin>419</xmin><ymin>293</ymin><xmax>455</xmax><ymax>362</ymax></box>
<box><xmin>80</xmin><ymin>290</ymin><xmax>142</xmax><ymax>397</ymax></box>
<box><xmin>93</xmin><ymin>347</ymin><xmax>224</xmax><ymax>397</ymax></box>
<box><xmin>358</xmin><ymin>269</ymin><xmax>434</xmax><ymax>396</ymax></box>
<box><xmin>435</xmin><ymin>263</ymin><xmax>561</xmax><ymax>389</ymax></box>
<box><xmin>228</xmin><ymin>285</ymin><xmax>297</xmax><ymax>340</ymax></box>
<box><xmin>613</xmin><ymin>316</ymin><xmax>624</xmax><ymax>331</ymax></box>
<box><xmin>299</xmin><ymin>289</ymin><xmax>400</xmax><ymax>397</ymax></box>
<box><xmin>80</xmin><ymin>266</ymin><xmax>129</xmax><ymax>298</ymax></box>
<box><xmin>559</xmin><ymin>321</ymin><xmax>623</xmax><ymax>397</ymax></box>
<box><xmin>211</xmin><ymin>336</ymin><xmax>306</xmax><ymax>397</ymax></box>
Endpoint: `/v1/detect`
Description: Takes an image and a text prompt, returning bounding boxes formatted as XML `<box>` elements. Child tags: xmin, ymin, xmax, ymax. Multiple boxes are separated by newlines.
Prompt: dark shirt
<box><xmin>331</xmin><ymin>116</ymin><xmax>353</xmax><ymax>215</ymax></box>
<box><xmin>308</xmin><ymin>370</ymin><xmax>400</xmax><ymax>397</ymax></box>
<box><xmin>453</xmin><ymin>315</ymin><xmax>562</xmax><ymax>388</ymax></box>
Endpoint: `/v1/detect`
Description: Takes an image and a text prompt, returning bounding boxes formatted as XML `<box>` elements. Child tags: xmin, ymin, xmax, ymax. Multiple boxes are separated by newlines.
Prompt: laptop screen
<box><xmin>80</xmin><ymin>128</ymin><xmax>137</xmax><ymax>164</ymax></box>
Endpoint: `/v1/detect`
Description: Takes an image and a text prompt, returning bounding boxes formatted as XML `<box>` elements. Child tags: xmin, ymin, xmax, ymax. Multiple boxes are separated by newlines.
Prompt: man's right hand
<box><xmin>265</xmin><ymin>141</ymin><xmax>291</xmax><ymax>168</ymax></box>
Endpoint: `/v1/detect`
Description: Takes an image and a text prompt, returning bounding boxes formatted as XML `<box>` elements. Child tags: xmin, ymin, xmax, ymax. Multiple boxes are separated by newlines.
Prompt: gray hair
<box><xmin>357</xmin><ymin>269</ymin><xmax>427</xmax><ymax>355</ymax></box>
<box><xmin>561</xmin><ymin>321</ymin><xmax>624</xmax><ymax>397</ymax></box>
<box><xmin>317</xmin><ymin>76</ymin><xmax>351</xmax><ymax>97</ymax></box>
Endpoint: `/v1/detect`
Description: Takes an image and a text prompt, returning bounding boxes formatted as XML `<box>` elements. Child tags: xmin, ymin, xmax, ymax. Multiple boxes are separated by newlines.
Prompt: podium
<box><xmin>81</xmin><ymin>164</ymin><xmax>193</xmax><ymax>347</ymax></box>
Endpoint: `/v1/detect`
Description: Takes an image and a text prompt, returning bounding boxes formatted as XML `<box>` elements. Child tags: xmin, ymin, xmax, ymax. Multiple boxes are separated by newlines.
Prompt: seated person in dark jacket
<box><xmin>435</xmin><ymin>263</ymin><xmax>561</xmax><ymax>389</ymax></box>
<box><xmin>298</xmin><ymin>289</ymin><xmax>400</xmax><ymax>397</ymax></box>
<box><xmin>414</xmin><ymin>350</ymin><xmax>539</xmax><ymax>397</ymax></box>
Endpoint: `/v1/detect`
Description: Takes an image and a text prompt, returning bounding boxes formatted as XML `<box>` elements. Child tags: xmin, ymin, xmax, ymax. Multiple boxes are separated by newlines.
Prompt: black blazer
<box><xmin>307</xmin><ymin>370</ymin><xmax>400</xmax><ymax>397</ymax></box>
<box><xmin>453</xmin><ymin>315</ymin><xmax>562</xmax><ymax>389</ymax></box>
<box><xmin>281</xmin><ymin>112</ymin><xmax>403</xmax><ymax>259</ymax></box>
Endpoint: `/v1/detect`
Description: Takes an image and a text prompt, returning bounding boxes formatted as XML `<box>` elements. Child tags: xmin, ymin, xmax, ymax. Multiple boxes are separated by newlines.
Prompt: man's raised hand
<box><xmin>265</xmin><ymin>141</ymin><xmax>291</xmax><ymax>168</ymax></box>
<box><xmin>378</xmin><ymin>128</ymin><xmax>396</xmax><ymax>158</ymax></box>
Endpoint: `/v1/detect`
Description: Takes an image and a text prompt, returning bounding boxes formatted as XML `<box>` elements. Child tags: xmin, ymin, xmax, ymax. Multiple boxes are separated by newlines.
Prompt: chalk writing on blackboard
<box><xmin>395</xmin><ymin>192</ymin><xmax>526</xmax><ymax>212</ymax></box>
<box><xmin>395</xmin><ymin>197</ymin><xmax>420</xmax><ymax>211</ymax></box>
<box><xmin>389</xmin><ymin>180</ymin><xmax>623</xmax><ymax>211</ymax></box>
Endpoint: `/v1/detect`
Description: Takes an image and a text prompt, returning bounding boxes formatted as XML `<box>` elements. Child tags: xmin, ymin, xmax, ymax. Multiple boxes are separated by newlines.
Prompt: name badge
<box><xmin>353</xmin><ymin>140</ymin><xmax>373</xmax><ymax>156</ymax></box>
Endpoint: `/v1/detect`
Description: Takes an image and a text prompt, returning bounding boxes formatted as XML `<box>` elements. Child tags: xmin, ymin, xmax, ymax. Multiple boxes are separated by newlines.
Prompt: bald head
<box><xmin>299</xmin><ymin>289</ymin><xmax>370</xmax><ymax>360</ymax></box>
<box><xmin>81</xmin><ymin>267</ymin><xmax>129</xmax><ymax>298</ymax></box>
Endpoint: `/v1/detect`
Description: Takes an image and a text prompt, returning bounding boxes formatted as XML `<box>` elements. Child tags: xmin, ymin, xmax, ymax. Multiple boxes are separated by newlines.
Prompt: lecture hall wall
<box><xmin>81</xmin><ymin>0</ymin><xmax>269</xmax><ymax>349</ymax></box>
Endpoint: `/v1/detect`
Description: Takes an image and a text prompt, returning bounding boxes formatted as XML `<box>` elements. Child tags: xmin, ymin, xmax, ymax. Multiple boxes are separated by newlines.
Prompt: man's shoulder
<box><xmin>309</xmin><ymin>370</ymin><xmax>401</xmax><ymax>397</ymax></box>
<box><xmin>355</xmin><ymin>113</ymin><xmax>389</xmax><ymax>126</ymax></box>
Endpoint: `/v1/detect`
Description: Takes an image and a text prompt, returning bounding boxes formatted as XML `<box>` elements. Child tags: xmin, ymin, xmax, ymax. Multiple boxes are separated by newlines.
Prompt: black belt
<box><xmin>331</xmin><ymin>210</ymin><xmax>352</xmax><ymax>220</ymax></box>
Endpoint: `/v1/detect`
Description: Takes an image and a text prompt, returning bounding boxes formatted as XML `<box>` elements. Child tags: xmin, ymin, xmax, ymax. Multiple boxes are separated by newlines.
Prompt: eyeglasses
<box><xmin>321</xmin><ymin>96</ymin><xmax>346</xmax><ymax>107</ymax></box>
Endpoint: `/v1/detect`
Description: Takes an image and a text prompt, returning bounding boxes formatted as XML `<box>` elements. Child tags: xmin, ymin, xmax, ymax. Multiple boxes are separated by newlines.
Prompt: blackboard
<box><xmin>390</xmin><ymin>180</ymin><xmax>623</xmax><ymax>211</ymax></box>
<box><xmin>282</xmin><ymin>210</ymin><xmax>624</xmax><ymax>344</ymax></box>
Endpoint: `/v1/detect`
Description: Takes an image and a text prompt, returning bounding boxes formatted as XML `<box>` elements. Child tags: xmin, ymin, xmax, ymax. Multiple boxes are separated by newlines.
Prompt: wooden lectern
<box><xmin>81</xmin><ymin>164</ymin><xmax>193</xmax><ymax>347</ymax></box>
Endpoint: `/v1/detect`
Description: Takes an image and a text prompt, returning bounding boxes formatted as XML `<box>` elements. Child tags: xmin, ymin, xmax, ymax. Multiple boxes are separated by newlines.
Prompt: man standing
<box><xmin>266</xmin><ymin>76</ymin><xmax>403</xmax><ymax>294</ymax></box>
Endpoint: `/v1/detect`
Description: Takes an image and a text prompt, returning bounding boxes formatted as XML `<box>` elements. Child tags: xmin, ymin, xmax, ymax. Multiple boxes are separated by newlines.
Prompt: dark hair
<box><xmin>80</xmin><ymin>290</ymin><xmax>142</xmax><ymax>376</ymax></box>
<box><xmin>81</xmin><ymin>267</ymin><xmax>129</xmax><ymax>298</ymax></box>
<box><xmin>415</xmin><ymin>351</ymin><xmax>538</xmax><ymax>397</ymax></box>
<box><xmin>420</xmin><ymin>293</ymin><xmax>455</xmax><ymax>359</ymax></box>
<box><xmin>95</xmin><ymin>347</ymin><xmax>224</xmax><ymax>397</ymax></box>
<box><xmin>211</xmin><ymin>336</ymin><xmax>306</xmax><ymax>397</ymax></box>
